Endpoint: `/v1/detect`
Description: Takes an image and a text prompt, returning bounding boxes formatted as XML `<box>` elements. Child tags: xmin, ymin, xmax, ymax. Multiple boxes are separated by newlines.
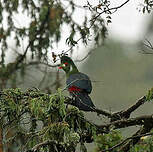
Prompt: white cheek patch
<box><xmin>62</xmin><ymin>64</ymin><xmax>66</xmax><ymax>67</ymax></box>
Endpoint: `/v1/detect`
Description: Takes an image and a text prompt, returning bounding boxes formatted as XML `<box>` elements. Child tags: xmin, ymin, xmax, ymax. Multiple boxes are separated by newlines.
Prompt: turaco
<box><xmin>59</xmin><ymin>55</ymin><xmax>95</xmax><ymax>111</ymax></box>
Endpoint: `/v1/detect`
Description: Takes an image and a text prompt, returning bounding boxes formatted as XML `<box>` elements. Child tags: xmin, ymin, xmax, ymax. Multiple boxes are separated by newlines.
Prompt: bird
<box><xmin>59</xmin><ymin>55</ymin><xmax>95</xmax><ymax>111</ymax></box>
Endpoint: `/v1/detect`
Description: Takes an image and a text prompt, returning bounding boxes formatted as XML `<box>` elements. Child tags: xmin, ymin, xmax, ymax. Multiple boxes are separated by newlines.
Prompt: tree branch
<box><xmin>102</xmin><ymin>132</ymin><xmax>153</xmax><ymax>152</ymax></box>
<box><xmin>9</xmin><ymin>7</ymin><xmax>50</xmax><ymax>75</ymax></box>
<box><xmin>65</xmin><ymin>94</ymin><xmax>149</xmax><ymax>122</ymax></box>
<box><xmin>111</xmin><ymin>96</ymin><xmax>146</xmax><ymax>121</ymax></box>
<box><xmin>119</xmin><ymin>122</ymin><xmax>153</xmax><ymax>152</ymax></box>
<box><xmin>91</xmin><ymin>0</ymin><xmax>130</xmax><ymax>22</ymax></box>
<box><xmin>98</xmin><ymin>115</ymin><xmax>153</xmax><ymax>130</ymax></box>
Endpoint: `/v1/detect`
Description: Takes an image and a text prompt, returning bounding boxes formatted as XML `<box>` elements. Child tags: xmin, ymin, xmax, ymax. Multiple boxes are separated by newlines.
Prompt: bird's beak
<box><xmin>58</xmin><ymin>63</ymin><xmax>66</xmax><ymax>69</ymax></box>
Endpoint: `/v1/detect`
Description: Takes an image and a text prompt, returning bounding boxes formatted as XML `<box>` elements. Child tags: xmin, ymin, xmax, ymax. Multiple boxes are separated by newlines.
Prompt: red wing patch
<box><xmin>68</xmin><ymin>86</ymin><xmax>81</xmax><ymax>92</ymax></box>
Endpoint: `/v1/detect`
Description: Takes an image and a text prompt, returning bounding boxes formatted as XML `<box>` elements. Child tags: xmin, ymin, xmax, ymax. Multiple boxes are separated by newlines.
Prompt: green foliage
<box><xmin>130</xmin><ymin>135</ymin><xmax>153</xmax><ymax>152</ymax></box>
<box><xmin>29</xmin><ymin>88</ymin><xmax>66</xmax><ymax>121</ymax></box>
<box><xmin>94</xmin><ymin>129</ymin><xmax>153</xmax><ymax>152</ymax></box>
<box><xmin>146</xmin><ymin>87</ymin><xmax>153</xmax><ymax>102</ymax></box>
<box><xmin>0</xmin><ymin>88</ymin><xmax>153</xmax><ymax>151</ymax></box>
<box><xmin>0</xmin><ymin>88</ymin><xmax>98</xmax><ymax>151</ymax></box>
<box><xmin>94</xmin><ymin>130</ymin><xmax>122</xmax><ymax>152</ymax></box>
<box><xmin>66</xmin><ymin>31</ymin><xmax>78</xmax><ymax>46</ymax></box>
<box><xmin>80</xmin><ymin>143</ymin><xmax>87</xmax><ymax>152</ymax></box>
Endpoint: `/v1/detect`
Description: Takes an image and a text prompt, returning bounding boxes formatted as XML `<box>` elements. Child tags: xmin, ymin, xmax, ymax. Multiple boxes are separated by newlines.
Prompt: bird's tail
<box><xmin>71</xmin><ymin>92</ymin><xmax>95</xmax><ymax>111</ymax></box>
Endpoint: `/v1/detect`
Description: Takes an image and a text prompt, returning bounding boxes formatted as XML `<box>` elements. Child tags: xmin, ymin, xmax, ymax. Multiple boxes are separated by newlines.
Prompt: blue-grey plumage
<box><xmin>70</xmin><ymin>91</ymin><xmax>95</xmax><ymax>111</ymax></box>
<box><xmin>66</xmin><ymin>72</ymin><xmax>92</xmax><ymax>94</ymax></box>
<box><xmin>59</xmin><ymin>55</ymin><xmax>95</xmax><ymax>111</ymax></box>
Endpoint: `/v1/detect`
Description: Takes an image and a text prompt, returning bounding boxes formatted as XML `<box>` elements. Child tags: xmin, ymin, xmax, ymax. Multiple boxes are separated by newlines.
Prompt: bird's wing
<box><xmin>66</xmin><ymin>72</ymin><xmax>92</xmax><ymax>94</ymax></box>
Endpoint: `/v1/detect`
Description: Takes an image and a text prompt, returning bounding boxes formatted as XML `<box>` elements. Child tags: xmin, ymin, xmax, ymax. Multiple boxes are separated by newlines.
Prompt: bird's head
<box><xmin>58</xmin><ymin>56</ymin><xmax>78</xmax><ymax>74</ymax></box>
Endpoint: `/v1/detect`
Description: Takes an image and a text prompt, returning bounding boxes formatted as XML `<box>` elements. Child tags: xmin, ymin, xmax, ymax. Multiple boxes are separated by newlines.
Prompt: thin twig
<box><xmin>111</xmin><ymin>96</ymin><xmax>147</xmax><ymax>120</ymax></box>
<box><xmin>31</xmin><ymin>140</ymin><xmax>57</xmax><ymax>151</ymax></box>
<box><xmin>62</xmin><ymin>0</ymin><xmax>130</xmax><ymax>58</ymax></box>
<box><xmin>91</xmin><ymin>0</ymin><xmax>130</xmax><ymax>21</ymax></box>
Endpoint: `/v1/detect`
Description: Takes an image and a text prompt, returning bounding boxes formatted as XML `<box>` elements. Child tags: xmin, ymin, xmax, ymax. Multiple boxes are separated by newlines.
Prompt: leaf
<box><xmin>97</xmin><ymin>4</ymin><xmax>102</xmax><ymax>9</ymax></box>
<box><xmin>80</xmin><ymin>143</ymin><xmax>87</xmax><ymax>152</ymax></box>
<box><xmin>52</xmin><ymin>52</ymin><xmax>57</xmax><ymax>63</ymax></box>
<box><xmin>40</xmin><ymin>6</ymin><xmax>48</xmax><ymax>21</ymax></box>
<box><xmin>107</xmin><ymin>20</ymin><xmax>112</xmax><ymax>23</ymax></box>
<box><xmin>106</xmin><ymin>15</ymin><xmax>111</xmax><ymax>19</ymax></box>
<box><xmin>146</xmin><ymin>87</ymin><xmax>153</xmax><ymax>101</ymax></box>
<box><xmin>143</xmin><ymin>7</ymin><xmax>146</xmax><ymax>13</ymax></box>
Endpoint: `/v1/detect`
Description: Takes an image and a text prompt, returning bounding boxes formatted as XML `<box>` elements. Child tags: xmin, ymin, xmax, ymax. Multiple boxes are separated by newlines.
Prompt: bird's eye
<box><xmin>64</xmin><ymin>62</ymin><xmax>68</xmax><ymax>65</ymax></box>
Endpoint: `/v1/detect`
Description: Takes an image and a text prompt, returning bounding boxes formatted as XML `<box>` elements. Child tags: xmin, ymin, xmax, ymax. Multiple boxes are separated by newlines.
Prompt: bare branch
<box><xmin>93</xmin><ymin>108</ymin><xmax>112</xmax><ymax>118</ymax></box>
<box><xmin>140</xmin><ymin>39</ymin><xmax>153</xmax><ymax>54</ymax></box>
<box><xmin>91</xmin><ymin>0</ymin><xmax>130</xmax><ymax>22</ymax></box>
<box><xmin>111</xmin><ymin>96</ymin><xmax>146</xmax><ymax>121</ymax></box>
<box><xmin>98</xmin><ymin>114</ymin><xmax>153</xmax><ymax>130</ymax></box>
